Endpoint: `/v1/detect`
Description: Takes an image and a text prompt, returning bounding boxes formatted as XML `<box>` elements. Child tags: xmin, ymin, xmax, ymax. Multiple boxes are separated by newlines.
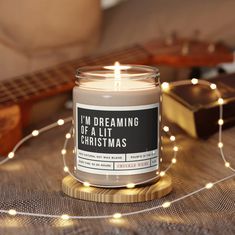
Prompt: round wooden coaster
<box><xmin>62</xmin><ymin>174</ymin><xmax>172</xmax><ymax>203</ymax></box>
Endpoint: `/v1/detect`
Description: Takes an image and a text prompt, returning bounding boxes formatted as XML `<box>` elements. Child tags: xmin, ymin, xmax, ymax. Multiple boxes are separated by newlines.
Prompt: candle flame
<box><xmin>103</xmin><ymin>62</ymin><xmax>131</xmax><ymax>90</ymax></box>
<box><xmin>114</xmin><ymin>61</ymin><xmax>121</xmax><ymax>81</ymax></box>
<box><xmin>104</xmin><ymin>62</ymin><xmax>131</xmax><ymax>80</ymax></box>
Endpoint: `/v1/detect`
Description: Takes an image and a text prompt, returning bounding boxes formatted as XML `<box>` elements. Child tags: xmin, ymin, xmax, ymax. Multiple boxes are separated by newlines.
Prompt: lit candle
<box><xmin>73</xmin><ymin>63</ymin><xmax>161</xmax><ymax>187</ymax></box>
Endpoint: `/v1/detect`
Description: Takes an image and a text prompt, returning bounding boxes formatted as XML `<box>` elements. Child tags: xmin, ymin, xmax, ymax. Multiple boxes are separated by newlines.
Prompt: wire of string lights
<box><xmin>0</xmin><ymin>79</ymin><xmax>234</xmax><ymax>221</ymax></box>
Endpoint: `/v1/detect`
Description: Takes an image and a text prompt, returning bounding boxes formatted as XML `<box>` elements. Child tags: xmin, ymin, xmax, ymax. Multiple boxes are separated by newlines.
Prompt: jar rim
<box><xmin>76</xmin><ymin>64</ymin><xmax>159</xmax><ymax>80</ymax></box>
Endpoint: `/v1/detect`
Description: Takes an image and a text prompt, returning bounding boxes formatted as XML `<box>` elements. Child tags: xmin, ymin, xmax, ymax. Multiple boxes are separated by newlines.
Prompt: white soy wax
<box><xmin>73</xmin><ymin>63</ymin><xmax>161</xmax><ymax>187</ymax></box>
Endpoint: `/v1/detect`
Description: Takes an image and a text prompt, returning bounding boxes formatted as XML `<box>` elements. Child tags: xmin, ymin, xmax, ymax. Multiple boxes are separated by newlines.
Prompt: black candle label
<box><xmin>75</xmin><ymin>103</ymin><xmax>159</xmax><ymax>175</ymax></box>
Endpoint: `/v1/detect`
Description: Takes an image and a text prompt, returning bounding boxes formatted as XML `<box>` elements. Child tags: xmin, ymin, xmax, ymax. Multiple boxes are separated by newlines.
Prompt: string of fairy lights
<box><xmin>0</xmin><ymin>79</ymin><xmax>234</xmax><ymax>221</ymax></box>
<box><xmin>61</xmin><ymin>123</ymin><xmax>177</xmax><ymax>189</ymax></box>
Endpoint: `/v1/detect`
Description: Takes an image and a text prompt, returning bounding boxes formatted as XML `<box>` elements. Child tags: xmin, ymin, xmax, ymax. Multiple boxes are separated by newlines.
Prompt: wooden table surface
<box><xmin>0</xmin><ymin>108</ymin><xmax>234</xmax><ymax>235</ymax></box>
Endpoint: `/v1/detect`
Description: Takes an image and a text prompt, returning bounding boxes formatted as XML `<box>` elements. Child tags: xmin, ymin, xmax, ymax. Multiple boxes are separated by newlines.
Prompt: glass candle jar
<box><xmin>73</xmin><ymin>63</ymin><xmax>161</xmax><ymax>187</ymax></box>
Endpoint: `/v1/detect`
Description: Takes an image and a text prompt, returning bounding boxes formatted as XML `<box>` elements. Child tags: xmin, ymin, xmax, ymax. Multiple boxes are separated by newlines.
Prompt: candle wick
<box><xmin>114</xmin><ymin>61</ymin><xmax>121</xmax><ymax>81</ymax></box>
<box><xmin>114</xmin><ymin>61</ymin><xmax>121</xmax><ymax>90</ymax></box>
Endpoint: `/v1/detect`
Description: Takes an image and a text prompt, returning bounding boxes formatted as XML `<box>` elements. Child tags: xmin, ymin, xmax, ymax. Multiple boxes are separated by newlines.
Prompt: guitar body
<box><xmin>0</xmin><ymin>105</ymin><xmax>22</xmax><ymax>156</ymax></box>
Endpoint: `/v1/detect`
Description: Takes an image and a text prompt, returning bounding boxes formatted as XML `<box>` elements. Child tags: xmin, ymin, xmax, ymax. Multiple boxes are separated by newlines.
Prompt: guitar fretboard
<box><xmin>0</xmin><ymin>38</ymin><xmax>233</xmax><ymax>107</ymax></box>
<box><xmin>0</xmin><ymin>44</ymin><xmax>150</xmax><ymax>107</ymax></box>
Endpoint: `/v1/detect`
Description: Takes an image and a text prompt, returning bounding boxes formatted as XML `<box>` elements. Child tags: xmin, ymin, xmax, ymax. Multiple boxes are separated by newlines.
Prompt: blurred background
<box><xmin>1</xmin><ymin>0</ymin><xmax>235</xmax><ymax>81</ymax></box>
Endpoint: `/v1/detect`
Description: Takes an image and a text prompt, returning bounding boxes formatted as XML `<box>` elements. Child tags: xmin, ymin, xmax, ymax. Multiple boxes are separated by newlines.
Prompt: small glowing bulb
<box><xmin>210</xmin><ymin>83</ymin><xmax>217</xmax><ymax>90</ymax></box>
<box><xmin>225</xmin><ymin>162</ymin><xmax>230</xmax><ymax>167</ymax></box>
<box><xmin>61</xmin><ymin>214</ymin><xmax>70</xmax><ymax>220</ymax></box>
<box><xmin>162</xmin><ymin>201</ymin><xmax>171</xmax><ymax>208</ymax></box>
<box><xmin>113</xmin><ymin>213</ymin><xmax>122</xmax><ymax>219</ymax></box>
<box><xmin>61</xmin><ymin>149</ymin><xmax>67</xmax><ymax>155</ymax></box>
<box><xmin>65</xmin><ymin>133</ymin><xmax>71</xmax><ymax>139</ymax></box>
<box><xmin>170</xmin><ymin>135</ymin><xmax>176</xmax><ymax>141</ymax></box>
<box><xmin>218</xmin><ymin>119</ymin><xmax>224</xmax><ymax>125</ymax></box>
<box><xmin>8</xmin><ymin>209</ymin><xmax>17</xmax><ymax>215</ymax></box>
<box><xmin>160</xmin><ymin>171</ymin><xmax>165</xmax><ymax>177</ymax></box>
<box><xmin>63</xmin><ymin>166</ymin><xmax>69</xmax><ymax>172</ymax></box>
<box><xmin>156</xmin><ymin>171</ymin><xmax>159</xmax><ymax>175</ymax></box>
<box><xmin>126</xmin><ymin>183</ymin><xmax>135</xmax><ymax>189</ymax></box>
<box><xmin>218</xmin><ymin>98</ymin><xmax>224</xmax><ymax>105</ymax></box>
<box><xmin>218</xmin><ymin>142</ymin><xmax>223</xmax><ymax>148</ymax></box>
<box><xmin>173</xmin><ymin>146</ymin><xmax>179</xmax><ymax>152</ymax></box>
<box><xmin>161</xmin><ymin>82</ymin><xmax>170</xmax><ymax>92</ymax></box>
<box><xmin>191</xmin><ymin>78</ymin><xmax>198</xmax><ymax>85</ymax></box>
<box><xmin>83</xmin><ymin>182</ymin><xmax>90</xmax><ymax>187</ymax></box>
<box><xmin>172</xmin><ymin>158</ymin><xmax>177</xmax><ymax>164</ymax></box>
<box><xmin>163</xmin><ymin>126</ymin><xmax>169</xmax><ymax>132</ymax></box>
<box><xmin>205</xmin><ymin>183</ymin><xmax>213</xmax><ymax>189</ymax></box>
<box><xmin>8</xmin><ymin>152</ymin><xmax>15</xmax><ymax>159</ymax></box>
<box><xmin>57</xmin><ymin>119</ymin><xmax>65</xmax><ymax>126</ymax></box>
<box><xmin>32</xmin><ymin>130</ymin><xmax>39</xmax><ymax>136</ymax></box>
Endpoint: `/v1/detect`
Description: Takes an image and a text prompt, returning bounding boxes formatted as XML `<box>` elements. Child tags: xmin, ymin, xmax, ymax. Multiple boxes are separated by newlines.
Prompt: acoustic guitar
<box><xmin>0</xmin><ymin>37</ymin><xmax>233</xmax><ymax>156</ymax></box>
